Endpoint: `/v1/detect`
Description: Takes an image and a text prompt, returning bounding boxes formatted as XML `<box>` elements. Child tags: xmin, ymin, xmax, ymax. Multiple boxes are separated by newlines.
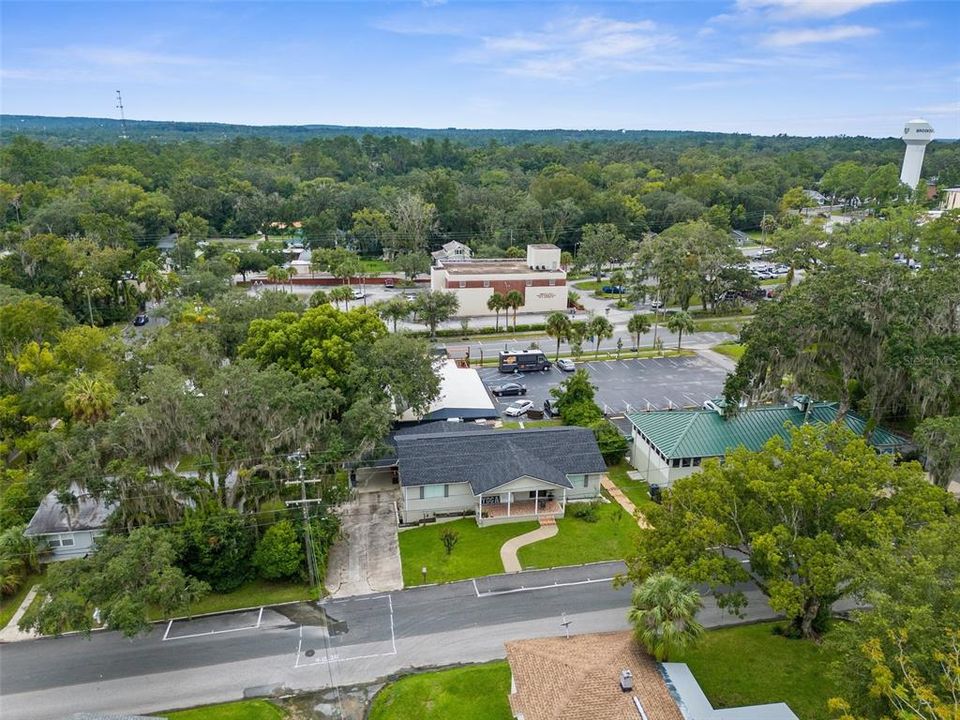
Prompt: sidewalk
<box><xmin>601</xmin><ymin>477</ymin><xmax>651</xmax><ymax>529</ymax></box>
<box><xmin>499</xmin><ymin>518</ymin><xmax>559</xmax><ymax>573</ymax></box>
<box><xmin>0</xmin><ymin>585</ymin><xmax>40</xmax><ymax>643</ymax></box>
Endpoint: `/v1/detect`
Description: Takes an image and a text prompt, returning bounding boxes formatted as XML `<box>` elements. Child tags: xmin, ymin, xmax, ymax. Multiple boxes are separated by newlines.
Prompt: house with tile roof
<box><xmin>506</xmin><ymin>631</ymin><xmax>798</xmax><ymax>720</ymax></box>
<box><xmin>627</xmin><ymin>396</ymin><xmax>909</xmax><ymax>489</ymax></box>
<box><xmin>394</xmin><ymin>425</ymin><xmax>606</xmax><ymax>526</ymax></box>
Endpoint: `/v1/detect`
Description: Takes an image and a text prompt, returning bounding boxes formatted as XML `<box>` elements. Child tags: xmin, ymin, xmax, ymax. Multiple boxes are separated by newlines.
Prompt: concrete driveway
<box><xmin>325</xmin><ymin>490</ymin><xmax>403</xmax><ymax>598</ymax></box>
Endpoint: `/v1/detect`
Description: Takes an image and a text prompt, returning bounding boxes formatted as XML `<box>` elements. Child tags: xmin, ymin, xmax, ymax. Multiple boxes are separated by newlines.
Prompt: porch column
<box><xmin>562</xmin><ymin>488</ymin><xmax>566</xmax><ymax>510</ymax></box>
<box><xmin>507</xmin><ymin>492</ymin><xmax>511</xmax><ymax>517</ymax></box>
<box><xmin>534</xmin><ymin>489</ymin><xmax>540</xmax><ymax>516</ymax></box>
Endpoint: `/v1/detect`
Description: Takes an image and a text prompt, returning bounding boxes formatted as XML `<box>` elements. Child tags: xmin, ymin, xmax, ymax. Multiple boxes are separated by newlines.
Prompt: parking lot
<box><xmin>477</xmin><ymin>354</ymin><xmax>729</xmax><ymax>418</ymax></box>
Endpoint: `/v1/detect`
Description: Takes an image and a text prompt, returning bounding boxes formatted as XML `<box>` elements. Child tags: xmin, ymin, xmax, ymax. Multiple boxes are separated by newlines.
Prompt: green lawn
<box><xmin>498</xmin><ymin>418</ymin><xmax>563</xmax><ymax>429</ymax></box>
<box><xmin>162</xmin><ymin>699</ymin><xmax>285</xmax><ymax>720</ymax></box>
<box><xmin>674</xmin><ymin>622</ymin><xmax>841</xmax><ymax>720</ymax></box>
<box><xmin>0</xmin><ymin>573</ymin><xmax>41</xmax><ymax>629</ymax></box>
<box><xmin>605</xmin><ymin>462</ymin><xmax>653</xmax><ymax>510</ymax></box>
<box><xmin>712</xmin><ymin>342</ymin><xmax>746</xmax><ymax>361</ymax></box>
<box><xmin>368</xmin><ymin>662</ymin><xmax>512</xmax><ymax>720</ymax></box>
<box><xmin>360</xmin><ymin>258</ymin><xmax>391</xmax><ymax>273</ymax></box>
<box><xmin>148</xmin><ymin>578</ymin><xmax>316</xmax><ymax>621</ymax></box>
<box><xmin>518</xmin><ymin>499</ymin><xmax>640</xmax><ymax>569</ymax></box>
<box><xmin>399</xmin><ymin>519</ymin><xmax>538</xmax><ymax>586</ymax></box>
<box><xmin>693</xmin><ymin>316</ymin><xmax>751</xmax><ymax>334</ymax></box>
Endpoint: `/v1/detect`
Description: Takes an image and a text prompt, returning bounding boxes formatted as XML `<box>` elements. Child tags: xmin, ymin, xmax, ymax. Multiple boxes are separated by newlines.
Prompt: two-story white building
<box><xmin>430</xmin><ymin>244</ymin><xmax>568</xmax><ymax>317</ymax></box>
<box><xmin>627</xmin><ymin>396</ymin><xmax>910</xmax><ymax>489</ymax></box>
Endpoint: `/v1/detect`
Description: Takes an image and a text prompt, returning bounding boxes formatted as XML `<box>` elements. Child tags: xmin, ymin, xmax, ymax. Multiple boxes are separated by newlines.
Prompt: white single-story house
<box><xmin>24</xmin><ymin>483</ymin><xmax>117</xmax><ymax>561</ymax></box>
<box><xmin>395</xmin><ymin>425</ymin><xmax>606</xmax><ymax>526</ymax></box>
<box><xmin>628</xmin><ymin>395</ymin><xmax>910</xmax><ymax>489</ymax></box>
<box><xmin>397</xmin><ymin>359</ymin><xmax>498</xmax><ymax>423</ymax></box>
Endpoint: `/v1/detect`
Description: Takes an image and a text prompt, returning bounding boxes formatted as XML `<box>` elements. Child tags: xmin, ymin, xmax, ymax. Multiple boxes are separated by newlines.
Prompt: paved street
<box><xmin>479</xmin><ymin>354</ymin><xmax>730</xmax><ymax>417</ymax></box>
<box><xmin>0</xmin><ymin>562</ymin><xmax>787</xmax><ymax>720</ymax></box>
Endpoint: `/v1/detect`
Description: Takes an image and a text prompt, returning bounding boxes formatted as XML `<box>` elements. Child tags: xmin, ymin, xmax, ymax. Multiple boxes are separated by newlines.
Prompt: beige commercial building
<box><xmin>944</xmin><ymin>187</ymin><xmax>960</xmax><ymax>211</ymax></box>
<box><xmin>430</xmin><ymin>244</ymin><xmax>568</xmax><ymax>317</ymax></box>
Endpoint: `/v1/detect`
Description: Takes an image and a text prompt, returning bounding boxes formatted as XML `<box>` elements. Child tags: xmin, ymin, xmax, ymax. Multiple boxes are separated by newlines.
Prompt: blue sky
<box><xmin>2</xmin><ymin>1</ymin><xmax>958</xmax><ymax>137</ymax></box>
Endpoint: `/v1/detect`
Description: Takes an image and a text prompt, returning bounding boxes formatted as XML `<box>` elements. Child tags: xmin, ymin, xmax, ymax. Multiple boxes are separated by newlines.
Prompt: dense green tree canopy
<box><xmin>628</xmin><ymin>424</ymin><xmax>951</xmax><ymax>639</ymax></box>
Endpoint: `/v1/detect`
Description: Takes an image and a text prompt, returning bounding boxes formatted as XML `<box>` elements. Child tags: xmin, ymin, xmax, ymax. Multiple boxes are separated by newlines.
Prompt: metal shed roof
<box><xmin>627</xmin><ymin>402</ymin><xmax>907</xmax><ymax>459</ymax></box>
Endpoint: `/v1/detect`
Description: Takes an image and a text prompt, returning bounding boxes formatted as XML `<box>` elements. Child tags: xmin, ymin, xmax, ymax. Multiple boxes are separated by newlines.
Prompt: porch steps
<box><xmin>538</xmin><ymin>516</ymin><xmax>556</xmax><ymax>527</ymax></box>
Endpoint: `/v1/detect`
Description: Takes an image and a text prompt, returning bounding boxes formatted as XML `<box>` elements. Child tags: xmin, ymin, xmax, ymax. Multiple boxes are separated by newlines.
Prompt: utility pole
<box><xmin>115</xmin><ymin>90</ymin><xmax>128</xmax><ymax>140</ymax></box>
<box><xmin>286</xmin><ymin>452</ymin><xmax>319</xmax><ymax>589</ymax></box>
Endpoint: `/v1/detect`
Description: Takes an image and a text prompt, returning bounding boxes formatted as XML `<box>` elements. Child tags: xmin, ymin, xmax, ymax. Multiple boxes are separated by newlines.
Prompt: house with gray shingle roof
<box><xmin>627</xmin><ymin>396</ymin><xmax>909</xmax><ymax>489</ymax></box>
<box><xmin>395</xmin><ymin>425</ymin><xmax>606</xmax><ymax>526</ymax></box>
<box><xmin>24</xmin><ymin>483</ymin><xmax>117</xmax><ymax>561</ymax></box>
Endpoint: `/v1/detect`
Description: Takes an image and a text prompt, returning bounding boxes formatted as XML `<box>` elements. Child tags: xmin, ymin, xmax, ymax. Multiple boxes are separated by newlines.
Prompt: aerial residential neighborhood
<box><xmin>1</xmin><ymin>2</ymin><xmax>959</xmax><ymax>720</ymax></box>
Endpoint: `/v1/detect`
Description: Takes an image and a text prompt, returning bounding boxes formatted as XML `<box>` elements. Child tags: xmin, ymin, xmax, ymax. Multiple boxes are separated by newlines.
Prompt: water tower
<box><xmin>900</xmin><ymin>119</ymin><xmax>934</xmax><ymax>190</ymax></box>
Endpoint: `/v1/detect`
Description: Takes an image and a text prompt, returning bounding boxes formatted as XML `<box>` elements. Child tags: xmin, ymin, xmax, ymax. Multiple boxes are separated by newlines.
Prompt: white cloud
<box><xmin>762</xmin><ymin>24</ymin><xmax>878</xmax><ymax>46</ymax></box>
<box><xmin>461</xmin><ymin>15</ymin><xmax>680</xmax><ymax>79</ymax></box>
<box><xmin>736</xmin><ymin>0</ymin><xmax>897</xmax><ymax>19</ymax></box>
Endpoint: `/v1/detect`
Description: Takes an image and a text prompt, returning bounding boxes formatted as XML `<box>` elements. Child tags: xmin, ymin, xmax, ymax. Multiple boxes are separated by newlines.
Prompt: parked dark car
<box><xmin>543</xmin><ymin>399</ymin><xmax>554</xmax><ymax>417</ymax></box>
<box><xmin>648</xmin><ymin>484</ymin><xmax>663</xmax><ymax>504</ymax></box>
<box><xmin>601</xmin><ymin>284</ymin><xmax>627</xmax><ymax>294</ymax></box>
<box><xmin>492</xmin><ymin>382</ymin><xmax>527</xmax><ymax>397</ymax></box>
<box><xmin>133</xmin><ymin>313</ymin><xmax>149</xmax><ymax>326</ymax></box>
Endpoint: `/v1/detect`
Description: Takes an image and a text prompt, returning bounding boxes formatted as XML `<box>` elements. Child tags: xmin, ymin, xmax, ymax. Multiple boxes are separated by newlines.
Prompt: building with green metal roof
<box><xmin>626</xmin><ymin>396</ymin><xmax>909</xmax><ymax>488</ymax></box>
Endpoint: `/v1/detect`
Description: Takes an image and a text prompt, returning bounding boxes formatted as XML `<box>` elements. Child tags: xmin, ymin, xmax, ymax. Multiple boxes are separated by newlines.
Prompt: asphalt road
<box><xmin>479</xmin><ymin>354</ymin><xmax>730</xmax><ymax>417</ymax></box>
<box><xmin>0</xmin><ymin>562</ymin><xmax>784</xmax><ymax>720</ymax></box>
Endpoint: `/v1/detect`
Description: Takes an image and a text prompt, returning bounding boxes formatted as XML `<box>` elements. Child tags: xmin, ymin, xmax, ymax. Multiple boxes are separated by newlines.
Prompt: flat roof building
<box><xmin>431</xmin><ymin>244</ymin><xmax>568</xmax><ymax>317</ymax></box>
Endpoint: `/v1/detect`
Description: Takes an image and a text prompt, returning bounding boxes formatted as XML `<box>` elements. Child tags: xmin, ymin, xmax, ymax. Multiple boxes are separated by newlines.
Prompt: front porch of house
<box><xmin>476</xmin><ymin>486</ymin><xmax>566</xmax><ymax>527</ymax></box>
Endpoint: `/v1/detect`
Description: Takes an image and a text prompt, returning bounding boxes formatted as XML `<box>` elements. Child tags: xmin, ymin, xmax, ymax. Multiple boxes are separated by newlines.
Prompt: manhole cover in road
<box><xmin>305</xmin><ymin>649</ymin><xmax>315</xmax><ymax>657</ymax></box>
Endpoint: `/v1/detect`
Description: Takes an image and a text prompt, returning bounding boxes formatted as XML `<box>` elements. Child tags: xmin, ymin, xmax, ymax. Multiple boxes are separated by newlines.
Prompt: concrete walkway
<box><xmin>0</xmin><ymin>585</ymin><xmax>41</xmax><ymax>643</ymax></box>
<box><xmin>602</xmin><ymin>477</ymin><xmax>651</xmax><ymax>529</ymax></box>
<box><xmin>499</xmin><ymin>518</ymin><xmax>559</xmax><ymax>573</ymax></box>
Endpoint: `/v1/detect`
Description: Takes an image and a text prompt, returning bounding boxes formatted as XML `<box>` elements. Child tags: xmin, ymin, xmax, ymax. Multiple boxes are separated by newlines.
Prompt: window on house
<box><xmin>682</xmin><ymin>458</ymin><xmax>691</xmax><ymax>467</ymax></box>
<box><xmin>423</xmin><ymin>484</ymin><xmax>445</xmax><ymax>499</ymax></box>
<box><xmin>549</xmin><ymin>279</ymin><xmax>556</xmax><ymax>286</ymax></box>
<box><xmin>459</xmin><ymin>281</ymin><xmax>466</xmax><ymax>288</ymax></box>
<box><xmin>693</xmin><ymin>457</ymin><xmax>701</xmax><ymax>467</ymax></box>
<box><xmin>525</xmin><ymin>280</ymin><xmax>533</xmax><ymax>287</ymax></box>
<box><xmin>47</xmin><ymin>534</ymin><xmax>75</xmax><ymax>548</ymax></box>
<box><xmin>583</xmin><ymin>476</ymin><xmax>590</xmax><ymax>488</ymax></box>
<box><xmin>483</xmin><ymin>280</ymin><xmax>490</xmax><ymax>288</ymax></box>
<box><xmin>672</xmin><ymin>459</ymin><xmax>681</xmax><ymax>468</ymax></box>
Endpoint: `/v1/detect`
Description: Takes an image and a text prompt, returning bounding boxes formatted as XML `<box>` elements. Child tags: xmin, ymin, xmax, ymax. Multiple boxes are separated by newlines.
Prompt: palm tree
<box><xmin>375</xmin><ymin>297</ymin><xmax>411</xmax><ymax>332</ymax></box>
<box><xmin>63</xmin><ymin>373</ymin><xmax>118</xmax><ymax>425</ymax></box>
<box><xmin>504</xmin><ymin>290</ymin><xmax>523</xmax><ymax>331</ymax></box>
<box><xmin>487</xmin><ymin>292</ymin><xmax>506</xmax><ymax>332</ymax></box>
<box><xmin>545</xmin><ymin>311</ymin><xmax>571</xmax><ymax>361</ymax></box>
<box><xmin>588</xmin><ymin>315</ymin><xmax>614</xmax><ymax>358</ymax></box>
<box><xmin>330</xmin><ymin>285</ymin><xmax>353</xmax><ymax>310</ymax></box>
<box><xmin>628</xmin><ymin>313</ymin><xmax>652</xmax><ymax>351</ymax></box>
<box><xmin>265</xmin><ymin>265</ymin><xmax>284</xmax><ymax>286</ymax></box>
<box><xmin>628</xmin><ymin>572</ymin><xmax>704</xmax><ymax>662</ymax></box>
<box><xmin>666</xmin><ymin>311</ymin><xmax>696</xmax><ymax>350</ymax></box>
<box><xmin>137</xmin><ymin>260</ymin><xmax>166</xmax><ymax>305</ymax></box>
